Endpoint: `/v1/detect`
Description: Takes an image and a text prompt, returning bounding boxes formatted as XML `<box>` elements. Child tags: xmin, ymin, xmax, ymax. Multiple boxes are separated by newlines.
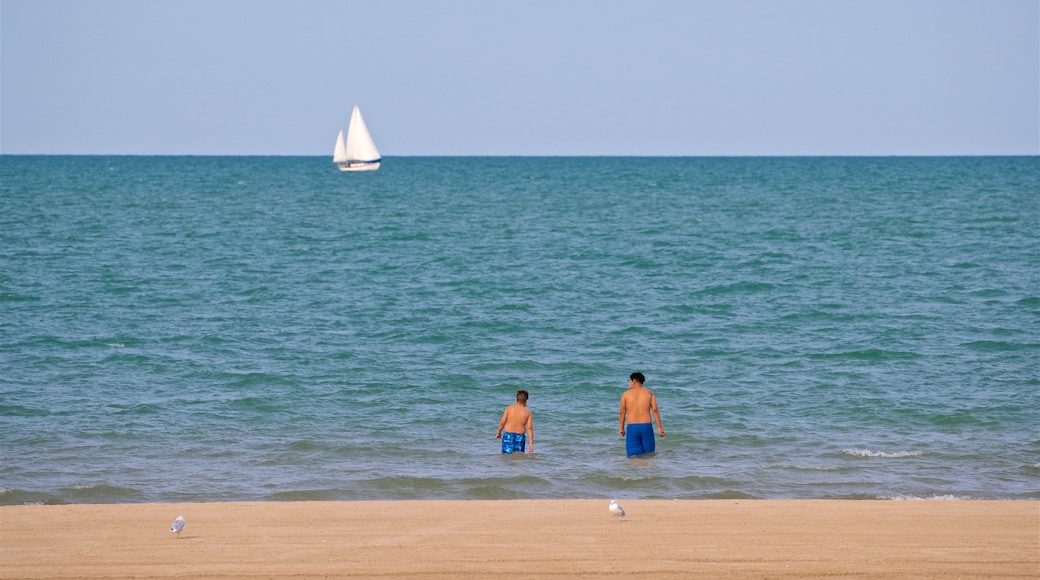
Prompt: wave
<box><xmin>761</xmin><ymin>463</ymin><xmax>854</xmax><ymax>472</ymax></box>
<box><xmin>883</xmin><ymin>494</ymin><xmax>975</xmax><ymax>501</ymax></box>
<box><xmin>61</xmin><ymin>483</ymin><xmax>148</xmax><ymax>502</ymax></box>
<box><xmin>843</xmin><ymin>448</ymin><xmax>923</xmax><ymax>459</ymax></box>
<box><xmin>696</xmin><ymin>281</ymin><xmax>776</xmax><ymax>295</ymax></box>
<box><xmin>703</xmin><ymin>490</ymin><xmax>758</xmax><ymax>500</ymax></box>
<box><xmin>810</xmin><ymin>349</ymin><xmax>921</xmax><ymax>361</ymax></box>
<box><xmin>346</xmin><ymin>475</ymin><xmax>555</xmax><ymax>500</ymax></box>
<box><xmin>959</xmin><ymin>340</ymin><xmax>1036</xmax><ymax>352</ymax></box>
<box><xmin>227</xmin><ymin>396</ymin><xmax>285</xmax><ymax>413</ymax></box>
<box><xmin>1</xmin><ymin>483</ymin><xmax>149</xmax><ymax>505</ymax></box>
<box><xmin>264</xmin><ymin>489</ymin><xmax>350</xmax><ymax>502</ymax></box>
<box><xmin>0</xmin><ymin>404</ymin><xmax>51</xmax><ymax>417</ymax></box>
<box><xmin>109</xmin><ymin>402</ymin><xmax>163</xmax><ymax>415</ymax></box>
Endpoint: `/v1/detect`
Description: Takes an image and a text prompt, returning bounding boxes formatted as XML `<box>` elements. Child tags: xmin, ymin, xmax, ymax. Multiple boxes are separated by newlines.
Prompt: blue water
<box><xmin>1</xmin><ymin>156</ymin><xmax>1037</xmax><ymax>504</ymax></box>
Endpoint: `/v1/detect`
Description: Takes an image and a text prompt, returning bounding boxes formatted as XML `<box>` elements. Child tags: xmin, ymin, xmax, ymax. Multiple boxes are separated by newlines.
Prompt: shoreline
<box><xmin>2</xmin><ymin>499</ymin><xmax>1036</xmax><ymax>579</ymax></box>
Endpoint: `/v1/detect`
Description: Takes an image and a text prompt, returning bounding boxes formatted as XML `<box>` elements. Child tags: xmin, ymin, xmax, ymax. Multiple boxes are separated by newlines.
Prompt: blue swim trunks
<box><xmin>626</xmin><ymin>423</ymin><xmax>655</xmax><ymax>456</ymax></box>
<box><xmin>501</xmin><ymin>431</ymin><xmax>526</xmax><ymax>454</ymax></box>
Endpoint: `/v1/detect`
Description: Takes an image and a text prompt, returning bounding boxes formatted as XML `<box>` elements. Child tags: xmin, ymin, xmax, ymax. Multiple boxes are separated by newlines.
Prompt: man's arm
<box><xmin>496</xmin><ymin>409</ymin><xmax>508</xmax><ymax>438</ymax></box>
<box><xmin>526</xmin><ymin>413</ymin><xmax>534</xmax><ymax>452</ymax></box>
<box><xmin>618</xmin><ymin>395</ymin><xmax>627</xmax><ymax>436</ymax></box>
<box><xmin>651</xmin><ymin>394</ymin><xmax>664</xmax><ymax>436</ymax></box>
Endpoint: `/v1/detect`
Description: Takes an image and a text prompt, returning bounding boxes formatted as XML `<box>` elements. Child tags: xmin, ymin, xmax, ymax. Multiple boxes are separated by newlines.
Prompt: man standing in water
<box><xmin>619</xmin><ymin>372</ymin><xmax>664</xmax><ymax>456</ymax></box>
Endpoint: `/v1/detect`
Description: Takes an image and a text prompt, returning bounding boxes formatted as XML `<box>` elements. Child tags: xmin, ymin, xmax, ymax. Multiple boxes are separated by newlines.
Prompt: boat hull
<box><xmin>337</xmin><ymin>161</ymin><xmax>381</xmax><ymax>172</ymax></box>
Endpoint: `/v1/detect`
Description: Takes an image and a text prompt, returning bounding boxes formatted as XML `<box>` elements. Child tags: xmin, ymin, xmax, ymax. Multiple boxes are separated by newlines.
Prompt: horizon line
<box><xmin>2</xmin><ymin>153</ymin><xmax>1037</xmax><ymax>159</ymax></box>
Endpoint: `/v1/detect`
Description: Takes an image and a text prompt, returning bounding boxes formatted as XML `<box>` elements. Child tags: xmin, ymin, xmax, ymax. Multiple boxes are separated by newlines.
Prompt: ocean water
<box><xmin>1</xmin><ymin>155</ymin><xmax>1037</xmax><ymax>504</ymax></box>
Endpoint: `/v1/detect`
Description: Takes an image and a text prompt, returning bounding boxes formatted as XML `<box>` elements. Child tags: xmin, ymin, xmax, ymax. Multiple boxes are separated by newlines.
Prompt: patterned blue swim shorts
<box><xmin>501</xmin><ymin>431</ymin><xmax>526</xmax><ymax>454</ymax></box>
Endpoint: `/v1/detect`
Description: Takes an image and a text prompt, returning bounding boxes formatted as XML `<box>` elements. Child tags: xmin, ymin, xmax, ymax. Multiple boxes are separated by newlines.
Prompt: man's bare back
<box><xmin>499</xmin><ymin>404</ymin><xmax>532</xmax><ymax>434</ymax></box>
<box><xmin>619</xmin><ymin>375</ymin><xmax>664</xmax><ymax>437</ymax></box>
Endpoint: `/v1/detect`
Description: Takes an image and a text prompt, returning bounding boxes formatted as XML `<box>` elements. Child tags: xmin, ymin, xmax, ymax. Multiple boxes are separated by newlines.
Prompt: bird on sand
<box><xmin>170</xmin><ymin>515</ymin><xmax>186</xmax><ymax>538</ymax></box>
<box><xmin>609</xmin><ymin>499</ymin><xmax>626</xmax><ymax>520</ymax></box>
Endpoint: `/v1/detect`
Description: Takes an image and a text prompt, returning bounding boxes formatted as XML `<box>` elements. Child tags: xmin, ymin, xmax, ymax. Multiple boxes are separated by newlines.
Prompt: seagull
<box><xmin>170</xmin><ymin>515</ymin><xmax>186</xmax><ymax>538</ymax></box>
<box><xmin>609</xmin><ymin>499</ymin><xmax>626</xmax><ymax>520</ymax></box>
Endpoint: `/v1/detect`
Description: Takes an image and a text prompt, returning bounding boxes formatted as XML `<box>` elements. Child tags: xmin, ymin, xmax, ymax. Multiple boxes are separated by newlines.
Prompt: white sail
<box><xmin>335</xmin><ymin>105</ymin><xmax>381</xmax><ymax>171</ymax></box>
<box><xmin>332</xmin><ymin>129</ymin><xmax>348</xmax><ymax>163</ymax></box>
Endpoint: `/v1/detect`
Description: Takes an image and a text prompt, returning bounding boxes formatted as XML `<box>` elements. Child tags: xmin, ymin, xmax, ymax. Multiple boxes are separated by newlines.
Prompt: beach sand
<box><xmin>2</xmin><ymin>500</ymin><xmax>1036</xmax><ymax>579</ymax></box>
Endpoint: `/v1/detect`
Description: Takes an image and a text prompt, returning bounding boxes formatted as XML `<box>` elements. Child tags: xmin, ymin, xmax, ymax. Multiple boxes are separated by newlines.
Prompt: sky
<box><xmin>1</xmin><ymin>0</ymin><xmax>1037</xmax><ymax>156</ymax></box>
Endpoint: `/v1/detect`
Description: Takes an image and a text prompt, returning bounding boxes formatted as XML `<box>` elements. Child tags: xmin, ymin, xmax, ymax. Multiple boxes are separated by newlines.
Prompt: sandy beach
<box><xmin>1</xmin><ymin>499</ymin><xmax>1036</xmax><ymax>579</ymax></box>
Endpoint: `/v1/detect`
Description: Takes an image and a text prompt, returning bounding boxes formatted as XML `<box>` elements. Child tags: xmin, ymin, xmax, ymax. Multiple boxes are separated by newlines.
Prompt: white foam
<box><xmin>843</xmin><ymin>448</ymin><xmax>923</xmax><ymax>458</ymax></box>
<box><xmin>885</xmin><ymin>494</ymin><xmax>972</xmax><ymax>501</ymax></box>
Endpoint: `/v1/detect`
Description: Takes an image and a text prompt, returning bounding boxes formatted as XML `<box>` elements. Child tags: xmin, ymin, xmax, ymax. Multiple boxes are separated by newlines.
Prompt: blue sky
<box><xmin>2</xmin><ymin>0</ymin><xmax>1037</xmax><ymax>156</ymax></box>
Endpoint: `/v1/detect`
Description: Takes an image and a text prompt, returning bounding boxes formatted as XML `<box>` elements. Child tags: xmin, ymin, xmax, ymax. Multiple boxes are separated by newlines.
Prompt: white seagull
<box><xmin>608</xmin><ymin>499</ymin><xmax>626</xmax><ymax>520</ymax></box>
<box><xmin>170</xmin><ymin>515</ymin><xmax>186</xmax><ymax>538</ymax></box>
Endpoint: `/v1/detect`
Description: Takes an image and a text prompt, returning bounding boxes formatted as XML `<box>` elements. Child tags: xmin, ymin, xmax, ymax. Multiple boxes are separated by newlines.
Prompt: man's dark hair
<box><xmin>630</xmin><ymin>372</ymin><xmax>645</xmax><ymax>384</ymax></box>
<box><xmin>516</xmin><ymin>389</ymin><xmax>529</xmax><ymax>403</ymax></box>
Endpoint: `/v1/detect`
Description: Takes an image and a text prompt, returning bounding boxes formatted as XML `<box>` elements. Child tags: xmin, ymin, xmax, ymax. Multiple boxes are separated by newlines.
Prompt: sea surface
<box><xmin>1</xmin><ymin>156</ymin><xmax>1037</xmax><ymax>504</ymax></box>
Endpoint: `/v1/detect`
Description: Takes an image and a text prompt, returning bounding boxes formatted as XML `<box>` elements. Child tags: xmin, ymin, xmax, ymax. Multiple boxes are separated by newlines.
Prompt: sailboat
<box><xmin>333</xmin><ymin>105</ymin><xmax>381</xmax><ymax>171</ymax></box>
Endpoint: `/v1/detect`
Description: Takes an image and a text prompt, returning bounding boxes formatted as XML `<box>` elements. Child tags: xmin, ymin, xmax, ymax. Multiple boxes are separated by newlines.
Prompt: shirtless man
<box><xmin>619</xmin><ymin>372</ymin><xmax>664</xmax><ymax>456</ymax></box>
<box><xmin>496</xmin><ymin>389</ymin><xmax>533</xmax><ymax>453</ymax></box>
